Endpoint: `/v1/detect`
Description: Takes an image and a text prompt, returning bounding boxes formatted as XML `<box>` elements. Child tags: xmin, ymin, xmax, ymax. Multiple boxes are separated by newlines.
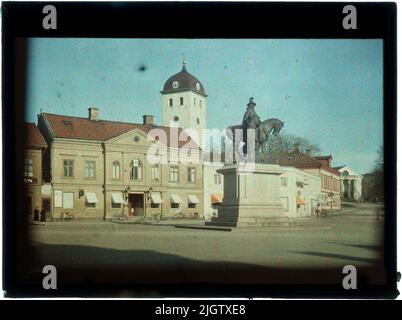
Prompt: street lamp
<box><xmin>123</xmin><ymin>186</ymin><xmax>131</xmax><ymax>200</ymax></box>
<box><xmin>145</xmin><ymin>187</ymin><xmax>153</xmax><ymax>200</ymax></box>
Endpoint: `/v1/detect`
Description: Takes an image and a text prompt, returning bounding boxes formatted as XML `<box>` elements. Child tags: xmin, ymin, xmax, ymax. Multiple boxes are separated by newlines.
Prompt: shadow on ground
<box><xmin>326</xmin><ymin>241</ymin><xmax>383</xmax><ymax>252</ymax></box>
<box><xmin>291</xmin><ymin>250</ymin><xmax>382</xmax><ymax>264</ymax></box>
<box><xmin>20</xmin><ymin>242</ymin><xmax>386</xmax><ymax>288</ymax></box>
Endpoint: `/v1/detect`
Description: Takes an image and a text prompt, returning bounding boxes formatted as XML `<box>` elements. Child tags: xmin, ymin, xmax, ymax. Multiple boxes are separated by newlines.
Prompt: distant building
<box><xmin>38</xmin><ymin>109</ymin><xmax>203</xmax><ymax>220</ymax></box>
<box><xmin>277</xmin><ymin>143</ymin><xmax>341</xmax><ymax>209</ymax></box>
<box><xmin>24</xmin><ymin>123</ymin><xmax>48</xmax><ymax>216</ymax></box>
<box><xmin>334</xmin><ymin>165</ymin><xmax>362</xmax><ymax>201</ymax></box>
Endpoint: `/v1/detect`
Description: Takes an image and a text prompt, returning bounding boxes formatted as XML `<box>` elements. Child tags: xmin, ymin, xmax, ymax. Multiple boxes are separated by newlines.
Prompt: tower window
<box><xmin>174</xmin><ymin>116</ymin><xmax>179</xmax><ymax>122</ymax></box>
<box><xmin>169</xmin><ymin>98</ymin><xmax>173</xmax><ymax>107</ymax></box>
<box><xmin>199</xmin><ymin>100</ymin><xmax>202</xmax><ymax>108</ymax></box>
<box><xmin>194</xmin><ymin>97</ymin><xmax>196</xmax><ymax>106</ymax></box>
<box><xmin>180</xmin><ymin>97</ymin><xmax>184</xmax><ymax>106</ymax></box>
<box><xmin>196</xmin><ymin>118</ymin><xmax>200</xmax><ymax>125</ymax></box>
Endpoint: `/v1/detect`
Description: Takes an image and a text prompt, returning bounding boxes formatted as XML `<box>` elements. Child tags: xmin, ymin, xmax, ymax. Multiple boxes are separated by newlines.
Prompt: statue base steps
<box><xmin>206</xmin><ymin>216</ymin><xmax>290</xmax><ymax>227</ymax></box>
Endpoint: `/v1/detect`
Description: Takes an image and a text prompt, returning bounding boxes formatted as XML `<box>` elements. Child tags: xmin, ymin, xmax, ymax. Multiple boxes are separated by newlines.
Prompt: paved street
<box><xmin>25</xmin><ymin>205</ymin><xmax>385</xmax><ymax>285</ymax></box>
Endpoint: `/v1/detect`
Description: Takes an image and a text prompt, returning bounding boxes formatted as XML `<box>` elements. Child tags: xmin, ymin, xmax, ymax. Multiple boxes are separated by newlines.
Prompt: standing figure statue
<box><xmin>226</xmin><ymin>97</ymin><xmax>285</xmax><ymax>162</ymax></box>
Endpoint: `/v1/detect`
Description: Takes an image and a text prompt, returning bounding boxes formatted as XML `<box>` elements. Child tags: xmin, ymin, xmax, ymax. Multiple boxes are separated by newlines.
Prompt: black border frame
<box><xmin>2</xmin><ymin>1</ymin><xmax>397</xmax><ymax>298</ymax></box>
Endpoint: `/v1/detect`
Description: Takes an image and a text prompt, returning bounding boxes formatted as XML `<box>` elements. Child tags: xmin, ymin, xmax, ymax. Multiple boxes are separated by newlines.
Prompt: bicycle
<box><xmin>53</xmin><ymin>212</ymin><xmax>75</xmax><ymax>221</ymax></box>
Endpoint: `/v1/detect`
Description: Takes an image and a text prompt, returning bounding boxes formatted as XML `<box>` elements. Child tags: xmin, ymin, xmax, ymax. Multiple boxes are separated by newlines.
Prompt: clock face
<box><xmin>172</xmin><ymin>81</ymin><xmax>179</xmax><ymax>89</ymax></box>
<box><xmin>196</xmin><ymin>82</ymin><xmax>201</xmax><ymax>91</ymax></box>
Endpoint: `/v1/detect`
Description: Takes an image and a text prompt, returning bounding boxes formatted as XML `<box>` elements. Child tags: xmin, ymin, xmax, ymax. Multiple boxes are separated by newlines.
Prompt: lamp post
<box><xmin>123</xmin><ymin>186</ymin><xmax>131</xmax><ymax>201</ymax></box>
<box><xmin>145</xmin><ymin>187</ymin><xmax>153</xmax><ymax>200</ymax></box>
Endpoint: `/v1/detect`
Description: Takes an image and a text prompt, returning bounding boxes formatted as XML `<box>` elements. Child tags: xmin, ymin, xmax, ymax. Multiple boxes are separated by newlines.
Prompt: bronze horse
<box><xmin>226</xmin><ymin>118</ymin><xmax>284</xmax><ymax>160</ymax></box>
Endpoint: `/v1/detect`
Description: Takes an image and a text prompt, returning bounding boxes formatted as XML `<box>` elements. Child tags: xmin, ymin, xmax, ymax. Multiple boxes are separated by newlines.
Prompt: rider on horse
<box><xmin>242</xmin><ymin>98</ymin><xmax>262</xmax><ymax>152</ymax></box>
<box><xmin>242</xmin><ymin>97</ymin><xmax>262</xmax><ymax>130</ymax></box>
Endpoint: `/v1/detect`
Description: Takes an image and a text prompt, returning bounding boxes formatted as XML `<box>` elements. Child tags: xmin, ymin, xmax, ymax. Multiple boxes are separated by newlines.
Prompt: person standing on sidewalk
<box><xmin>33</xmin><ymin>206</ymin><xmax>40</xmax><ymax>224</ymax></box>
<box><xmin>315</xmin><ymin>204</ymin><xmax>321</xmax><ymax>218</ymax></box>
<box><xmin>40</xmin><ymin>207</ymin><xmax>47</xmax><ymax>225</ymax></box>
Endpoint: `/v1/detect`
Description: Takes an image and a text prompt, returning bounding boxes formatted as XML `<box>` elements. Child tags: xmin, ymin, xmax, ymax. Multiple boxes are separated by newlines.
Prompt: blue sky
<box><xmin>26</xmin><ymin>38</ymin><xmax>383</xmax><ymax>174</ymax></box>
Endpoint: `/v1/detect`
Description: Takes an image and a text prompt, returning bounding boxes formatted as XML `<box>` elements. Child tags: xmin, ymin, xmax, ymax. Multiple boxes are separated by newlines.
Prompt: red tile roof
<box><xmin>277</xmin><ymin>150</ymin><xmax>340</xmax><ymax>175</ymax></box>
<box><xmin>40</xmin><ymin>113</ymin><xmax>199</xmax><ymax>149</ymax></box>
<box><xmin>25</xmin><ymin>123</ymin><xmax>47</xmax><ymax>149</ymax></box>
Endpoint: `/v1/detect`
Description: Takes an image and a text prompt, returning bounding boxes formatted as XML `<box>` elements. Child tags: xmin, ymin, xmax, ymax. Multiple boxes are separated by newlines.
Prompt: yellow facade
<box><xmin>43</xmin><ymin>125</ymin><xmax>204</xmax><ymax>220</ymax></box>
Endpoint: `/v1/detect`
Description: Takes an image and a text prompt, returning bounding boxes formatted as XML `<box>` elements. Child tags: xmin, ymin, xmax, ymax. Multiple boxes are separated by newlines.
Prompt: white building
<box><xmin>334</xmin><ymin>165</ymin><xmax>363</xmax><ymax>201</ymax></box>
<box><xmin>202</xmin><ymin>156</ymin><xmax>224</xmax><ymax>220</ymax></box>
<box><xmin>279</xmin><ymin>167</ymin><xmax>322</xmax><ymax>218</ymax></box>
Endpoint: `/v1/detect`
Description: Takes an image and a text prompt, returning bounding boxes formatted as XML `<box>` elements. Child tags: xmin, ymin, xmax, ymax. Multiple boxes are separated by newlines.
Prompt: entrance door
<box><xmin>26</xmin><ymin>196</ymin><xmax>32</xmax><ymax>215</ymax></box>
<box><xmin>128</xmin><ymin>193</ymin><xmax>145</xmax><ymax>216</ymax></box>
<box><xmin>42</xmin><ymin>198</ymin><xmax>51</xmax><ymax>218</ymax></box>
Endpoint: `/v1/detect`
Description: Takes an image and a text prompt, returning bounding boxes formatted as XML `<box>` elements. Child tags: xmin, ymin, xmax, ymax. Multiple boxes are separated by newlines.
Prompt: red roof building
<box><xmin>38</xmin><ymin>111</ymin><xmax>199</xmax><ymax>149</ymax></box>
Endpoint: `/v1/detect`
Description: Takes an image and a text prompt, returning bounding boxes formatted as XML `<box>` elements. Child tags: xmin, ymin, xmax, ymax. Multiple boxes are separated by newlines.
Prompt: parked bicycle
<box><xmin>53</xmin><ymin>212</ymin><xmax>75</xmax><ymax>221</ymax></box>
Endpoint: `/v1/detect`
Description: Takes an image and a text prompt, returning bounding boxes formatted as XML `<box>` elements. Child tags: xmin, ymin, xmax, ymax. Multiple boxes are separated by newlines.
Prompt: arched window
<box><xmin>130</xmin><ymin>159</ymin><xmax>143</xmax><ymax>180</ymax></box>
<box><xmin>112</xmin><ymin>161</ymin><xmax>120</xmax><ymax>180</ymax></box>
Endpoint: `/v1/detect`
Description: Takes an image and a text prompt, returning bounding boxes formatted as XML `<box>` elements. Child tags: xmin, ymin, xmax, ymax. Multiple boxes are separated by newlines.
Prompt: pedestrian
<box><xmin>40</xmin><ymin>207</ymin><xmax>47</xmax><ymax>225</ymax></box>
<box><xmin>33</xmin><ymin>206</ymin><xmax>40</xmax><ymax>224</ymax></box>
<box><xmin>315</xmin><ymin>204</ymin><xmax>321</xmax><ymax>218</ymax></box>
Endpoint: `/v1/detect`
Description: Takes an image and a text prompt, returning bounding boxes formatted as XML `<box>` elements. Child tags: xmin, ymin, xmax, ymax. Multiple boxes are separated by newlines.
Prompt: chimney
<box><xmin>88</xmin><ymin>107</ymin><xmax>99</xmax><ymax>121</ymax></box>
<box><xmin>306</xmin><ymin>148</ymin><xmax>312</xmax><ymax>156</ymax></box>
<box><xmin>143</xmin><ymin>115</ymin><xmax>154</xmax><ymax>125</ymax></box>
<box><xmin>293</xmin><ymin>143</ymin><xmax>301</xmax><ymax>153</ymax></box>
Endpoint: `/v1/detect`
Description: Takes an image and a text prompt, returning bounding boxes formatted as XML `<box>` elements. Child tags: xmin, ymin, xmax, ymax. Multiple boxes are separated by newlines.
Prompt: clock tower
<box><xmin>161</xmin><ymin>61</ymin><xmax>207</xmax><ymax>148</ymax></box>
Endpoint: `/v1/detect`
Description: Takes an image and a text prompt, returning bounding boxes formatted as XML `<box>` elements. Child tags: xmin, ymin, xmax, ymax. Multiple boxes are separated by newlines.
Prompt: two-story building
<box><xmin>38</xmin><ymin>108</ymin><xmax>203</xmax><ymax>220</ymax></box>
<box><xmin>279</xmin><ymin>166</ymin><xmax>321</xmax><ymax>218</ymax></box>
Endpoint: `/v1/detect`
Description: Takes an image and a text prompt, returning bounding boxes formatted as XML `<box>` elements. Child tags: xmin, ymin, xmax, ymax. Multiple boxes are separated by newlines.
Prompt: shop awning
<box><xmin>170</xmin><ymin>194</ymin><xmax>182</xmax><ymax>204</ymax></box>
<box><xmin>211</xmin><ymin>194</ymin><xmax>223</xmax><ymax>204</ymax></box>
<box><xmin>296</xmin><ymin>195</ymin><xmax>305</xmax><ymax>206</ymax></box>
<box><xmin>111</xmin><ymin>192</ymin><xmax>125</xmax><ymax>204</ymax></box>
<box><xmin>151</xmin><ymin>192</ymin><xmax>163</xmax><ymax>204</ymax></box>
<box><xmin>85</xmin><ymin>192</ymin><xmax>98</xmax><ymax>203</ymax></box>
<box><xmin>188</xmin><ymin>195</ymin><xmax>200</xmax><ymax>204</ymax></box>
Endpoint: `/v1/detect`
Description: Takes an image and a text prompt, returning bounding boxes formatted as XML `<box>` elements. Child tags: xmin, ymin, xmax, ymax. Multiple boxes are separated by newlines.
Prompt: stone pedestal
<box><xmin>206</xmin><ymin>162</ymin><xmax>288</xmax><ymax>227</ymax></box>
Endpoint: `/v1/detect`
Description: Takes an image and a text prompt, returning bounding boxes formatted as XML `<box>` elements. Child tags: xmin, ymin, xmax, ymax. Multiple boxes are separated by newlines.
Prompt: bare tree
<box><xmin>262</xmin><ymin>134</ymin><xmax>321</xmax><ymax>157</ymax></box>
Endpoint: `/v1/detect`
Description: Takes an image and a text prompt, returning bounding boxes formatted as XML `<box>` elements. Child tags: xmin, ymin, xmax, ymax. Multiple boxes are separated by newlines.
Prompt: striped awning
<box><xmin>188</xmin><ymin>195</ymin><xmax>200</xmax><ymax>204</ymax></box>
<box><xmin>296</xmin><ymin>195</ymin><xmax>305</xmax><ymax>206</ymax></box>
<box><xmin>151</xmin><ymin>192</ymin><xmax>163</xmax><ymax>204</ymax></box>
<box><xmin>211</xmin><ymin>194</ymin><xmax>223</xmax><ymax>204</ymax></box>
<box><xmin>111</xmin><ymin>192</ymin><xmax>125</xmax><ymax>204</ymax></box>
<box><xmin>85</xmin><ymin>192</ymin><xmax>98</xmax><ymax>203</ymax></box>
<box><xmin>170</xmin><ymin>194</ymin><xmax>182</xmax><ymax>204</ymax></box>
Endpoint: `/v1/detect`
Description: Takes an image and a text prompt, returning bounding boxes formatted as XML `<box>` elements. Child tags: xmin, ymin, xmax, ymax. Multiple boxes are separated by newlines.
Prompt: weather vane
<box><xmin>181</xmin><ymin>53</ymin><xmax>186</xmax><ymax>66</ymax></box>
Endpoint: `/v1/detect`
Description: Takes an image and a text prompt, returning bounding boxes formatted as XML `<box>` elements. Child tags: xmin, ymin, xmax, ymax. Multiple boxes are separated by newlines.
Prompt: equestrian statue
<box><xmin>226</xmin><ymin>97</ymin><xmax>284</xmax><ymax>162</ymax></box>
